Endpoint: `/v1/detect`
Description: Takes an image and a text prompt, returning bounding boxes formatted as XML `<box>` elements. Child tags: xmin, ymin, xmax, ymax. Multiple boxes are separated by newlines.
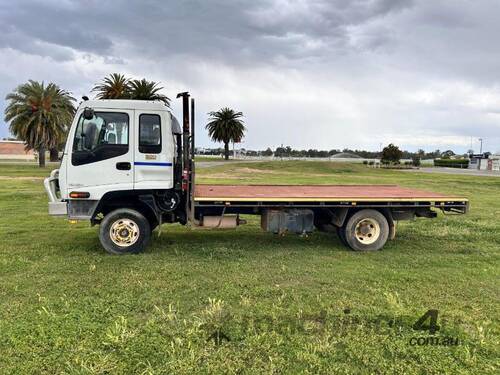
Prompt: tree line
<box><xmin>197</xmin><ymin>145</ymin><xmax>466</xmax><ymax>160</ymax></box>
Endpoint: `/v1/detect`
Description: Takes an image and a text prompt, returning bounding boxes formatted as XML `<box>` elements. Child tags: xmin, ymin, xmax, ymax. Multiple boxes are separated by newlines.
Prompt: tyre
<box><xmin>99</xmin><ymin>208</ymin><xmax>151</xmax><ymax>254</ymax></box>
<box><xmin>344</xmin><ymin>209</ymin><xmax>389</xmax><ymax>251</ymax></box>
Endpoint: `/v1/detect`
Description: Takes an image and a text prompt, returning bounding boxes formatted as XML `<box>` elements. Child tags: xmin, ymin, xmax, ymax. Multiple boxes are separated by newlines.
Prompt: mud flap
<box><xmin>389</xmin><ymin>220</ymin><xmax>397</xmax><ymax>241</ymax></box>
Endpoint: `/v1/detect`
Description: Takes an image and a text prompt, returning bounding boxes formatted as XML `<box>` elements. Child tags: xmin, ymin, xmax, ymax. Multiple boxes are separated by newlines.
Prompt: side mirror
<box><xmin>83</xmin><ymin>107</ymin><xmax>94</xmax><ymax>120</ymax></box>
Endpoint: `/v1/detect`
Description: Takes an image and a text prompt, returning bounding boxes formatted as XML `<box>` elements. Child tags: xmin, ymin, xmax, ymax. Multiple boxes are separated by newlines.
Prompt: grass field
<box><xmin>0</xmin><ymin>161</ymin><xmax>498</xmax><ymax>374</ymax></box>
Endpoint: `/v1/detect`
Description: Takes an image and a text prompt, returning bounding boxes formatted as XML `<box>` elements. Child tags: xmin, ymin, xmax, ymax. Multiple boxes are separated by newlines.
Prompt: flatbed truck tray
<box><xmin>194</xmin><ymin>184</ymin><xmax>469</xmax><ymax>211</ymax></box>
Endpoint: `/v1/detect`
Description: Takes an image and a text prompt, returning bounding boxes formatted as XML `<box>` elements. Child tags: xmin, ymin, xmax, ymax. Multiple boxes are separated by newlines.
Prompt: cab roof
<box><xmin>78</xmin><ymin>99</ymin><xmax>171</xmax><ymax>112</ymax></box>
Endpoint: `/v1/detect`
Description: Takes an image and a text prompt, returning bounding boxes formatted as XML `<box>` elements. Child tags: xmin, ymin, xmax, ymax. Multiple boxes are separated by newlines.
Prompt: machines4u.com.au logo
<box><xmin>410</xmin><ymin>309</ymin><xmax>460</xmax><ymax>346</ymax></box>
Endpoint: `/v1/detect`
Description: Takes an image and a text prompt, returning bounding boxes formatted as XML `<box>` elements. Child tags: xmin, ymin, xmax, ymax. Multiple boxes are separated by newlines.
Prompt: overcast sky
<box><xmin>1</xmin><ymin>0</ymin><xmax>499</xmax><ymax>153</ymax></box>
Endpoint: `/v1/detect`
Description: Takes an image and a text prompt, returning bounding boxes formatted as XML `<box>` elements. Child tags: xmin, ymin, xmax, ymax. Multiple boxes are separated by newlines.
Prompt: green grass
<box><xmin>0</xmin><ymin>161</ymin><xmax>498</xmax><ymax>374</ymax></box>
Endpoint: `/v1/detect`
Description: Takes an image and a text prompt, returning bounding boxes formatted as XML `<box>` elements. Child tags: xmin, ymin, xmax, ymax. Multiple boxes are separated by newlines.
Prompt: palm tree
<box><xmin>92</xmin><ymin>74</ymin><xmax>170</xmax><ymax>106</ymax></box>
<box><xmin>129</xmin><ymin>79</ymin><xmax>170</xmax><ymax>106</ymax></box>
<box><xmin>92</xmin><ymin>73</ymin><xmax>130</xmax><ymax>99</ymax></box>
<box><xmin>206</xmin><ymin>108</ymin><xmax>246</xmax><ymax>160</ymax></box>
<box><xmin>4</xmin><ymin>80</ymin><xmax>76</xmax><ymax>167</ymax></box>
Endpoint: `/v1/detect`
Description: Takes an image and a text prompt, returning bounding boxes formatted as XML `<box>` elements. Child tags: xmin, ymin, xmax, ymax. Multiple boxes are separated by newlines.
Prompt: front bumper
<box><xmin>48</xmin><ymin>201</ymin><xmax>67</xmax><ymax>216</ymax></box>
<box><xmin>44</xmin><ymin>169</ymin><xmax>67</xmax><ymax>216</ymax></box>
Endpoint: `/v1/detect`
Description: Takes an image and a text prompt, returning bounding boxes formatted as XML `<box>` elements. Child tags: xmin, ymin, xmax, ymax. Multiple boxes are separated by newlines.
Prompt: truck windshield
<box><xmin>73</xmin><ymin>112</ymin><xmax>128</xmax><ymax>151</ymax></box>
<box><xmin>72</xmin><ymin>111</ymin><xmax>129</xmax><ymax>166</ymax></box>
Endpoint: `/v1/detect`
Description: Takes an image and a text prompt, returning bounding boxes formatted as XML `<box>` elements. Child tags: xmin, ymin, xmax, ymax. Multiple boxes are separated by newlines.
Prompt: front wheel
<box><xmin>99</xmin><ymin>208</ymin><xmax>151</xmax><ymax>254</ymax></box>
<box><xmin>343</xmin><ymin>209</ymin><xmax>389</xmax><ymax>251</ymax></box>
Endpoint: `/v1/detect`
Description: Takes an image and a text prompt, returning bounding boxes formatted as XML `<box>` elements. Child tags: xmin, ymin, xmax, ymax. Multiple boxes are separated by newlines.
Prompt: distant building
<box><xmin>0</xmin><ymin>140</ymin><xmax>35</xmax><ymax>160</ymax></box>
<box><xmin>469</xmin><ymin>152</ymin><xmax>490</xmax><ymax>170</ymax></box>
<box><xmin>331</xmin><ymin>152</ymin><xmax>362</xmax><ymax>159</ymax></box>
<box><xmin>233</xmin><ymin>148</ymin><xmax>247</xmax><ymax>158</ymax></box>
<box><xmin>487</xmin><ymin>154</ymin><xmax>500</xmax><ymax>171</ymax></box>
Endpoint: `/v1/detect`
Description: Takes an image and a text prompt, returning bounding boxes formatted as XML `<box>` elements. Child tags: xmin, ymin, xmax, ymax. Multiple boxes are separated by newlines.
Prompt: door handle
<box><xmin>116</xmin><ymin>162</ymin><xmax>131</xmax><ymax>170</ymax></box>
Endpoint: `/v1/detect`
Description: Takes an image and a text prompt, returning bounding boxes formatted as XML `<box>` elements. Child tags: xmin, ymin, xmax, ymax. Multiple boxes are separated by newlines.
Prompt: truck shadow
<box><xmin>146</xmin><ymin>226</ymin><xmax>349</xmax><ymax>258</ymax></box>
<box><xmin>52</xmin><ymin>226</ymin><xmax>346</xmax><ymax>256</ymax></box>
<box><xmin>55</xmin><ymin>223</ymin><xmax>402</xmax><ymax>257</ymax></box>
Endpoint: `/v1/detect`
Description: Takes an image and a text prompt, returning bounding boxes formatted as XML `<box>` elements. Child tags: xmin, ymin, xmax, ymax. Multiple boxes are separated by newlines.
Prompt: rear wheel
<box><xmin>344</xmin><ymin>209</ymin><xmax>389</xmax><ymax>251</ymax></box>
<box><xmin>99</xmin><ymin>208</ymin><xmax>151</xmax><ymax>254</ymax></box>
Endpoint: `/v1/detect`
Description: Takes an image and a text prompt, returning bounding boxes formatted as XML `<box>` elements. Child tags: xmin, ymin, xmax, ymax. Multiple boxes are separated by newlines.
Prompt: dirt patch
<box><xmin>201</xmin><ymin>168</ymin><xmax>340</xmax><ymax>179</ymax></box>
<box><xmin>199</xmin><ymin>173</ymin><xmax>248</xmax><ymax>180</ymax></box>
<box><xmin>234</xmin><ymin>167</ymin><xmax>286</xmax><ymax>174</ymax></box>
<box><xmin>0</xmin><ymin>176</ymin><xmax>44</xmax><ymax>180</ymax></box>
<box><xmin>226</xmin><ymin>168</ymin><xmax>350</xmax><ymax>177</ymax></box>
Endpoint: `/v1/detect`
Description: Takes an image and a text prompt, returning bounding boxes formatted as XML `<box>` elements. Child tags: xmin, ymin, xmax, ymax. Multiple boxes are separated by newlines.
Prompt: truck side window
<box><xmin>139</xmin><ymin>114</ymin><xmax>161</xmax><ymax>154</ymax></box>
<box><xmin>72</xmin><ymin>112</ymin><xmax>129</xmax><ymax>166</ymax></box>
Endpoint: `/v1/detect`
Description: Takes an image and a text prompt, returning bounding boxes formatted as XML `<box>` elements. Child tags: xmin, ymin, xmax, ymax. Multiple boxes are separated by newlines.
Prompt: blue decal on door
<box><xmin>134</xmin><ymin>162</ymin><xmax>172</xmax><ymax>167</ymax></box>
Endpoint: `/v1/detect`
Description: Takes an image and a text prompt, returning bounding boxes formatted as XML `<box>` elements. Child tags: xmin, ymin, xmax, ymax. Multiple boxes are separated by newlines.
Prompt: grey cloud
<box><xmin>0</xmin><ymin>34</ymin><xmax>75</xmax><ymax>62</ymax></box>
<box><xmin>0</xmin><ymin>0</ymin><xmax>113</xmax><ymax>59</ymax></box>
<box><xmin>0</xmin><ymin>0</ymin><xmax>415</xmax><ymax>65</ymax></box>
<box><xmin>1</xmin><ymin>0</ymin><xmax>500</xmax><ymax>152</ymax></box>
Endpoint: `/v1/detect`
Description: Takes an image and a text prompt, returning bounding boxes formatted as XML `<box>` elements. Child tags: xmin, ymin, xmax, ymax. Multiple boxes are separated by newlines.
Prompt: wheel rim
<box><xmin>109</xmin><ymin>218</ymin><xmax>140</xmax><ymax>247</ymax></box>
<box><xmin>354</xmin><ymin>218</ymin><xmax>380</xmax><ymax>245</ymax></box>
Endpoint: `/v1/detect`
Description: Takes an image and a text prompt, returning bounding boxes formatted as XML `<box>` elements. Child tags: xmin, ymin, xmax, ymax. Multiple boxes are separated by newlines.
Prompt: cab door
<box><xmin>66</xmin><ymin>109</ymin><xmax>135</xmax><ymax>198</ymax></box>
<box><xmin>134</xmin><ymin>111</ymin><xmax>174</xmax><ymax>189</ymax></box>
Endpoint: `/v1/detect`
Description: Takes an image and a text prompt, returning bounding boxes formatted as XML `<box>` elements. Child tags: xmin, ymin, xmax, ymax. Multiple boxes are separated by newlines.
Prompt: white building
<box><xmin>469</xmin><ymin>152</ymin><xmax>500</xmax><ymax>171</ymax></box>
<box><xmin>488</xmin><ymin>154</ymin><xmax>500</xmax><ymax>171</ymax></box>
<box><xmin>0</xmin><ymin>140</ymin><xmax>35</xmax><ymax>160</ymax></box>
<box><xmin>469</xmin><ymin>153</ymin><xmax>490</xmax><ymax>170</ymax></box>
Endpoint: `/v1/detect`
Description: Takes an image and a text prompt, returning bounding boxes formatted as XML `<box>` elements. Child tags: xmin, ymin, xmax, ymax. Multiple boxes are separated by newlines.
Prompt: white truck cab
<box><xmin>54</xmin><ymin>99</ymin><xmax>180</xmax><ymax>200</ymax></box>
<box><xmin>45</xmin><ymin>99</ymin><xmax>185</xmax><ymax>254</ymax></box>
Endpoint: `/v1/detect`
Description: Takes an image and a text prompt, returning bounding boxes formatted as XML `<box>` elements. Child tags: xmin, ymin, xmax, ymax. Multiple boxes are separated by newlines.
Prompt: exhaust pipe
<box><xmin>201</xmin><ymin>215</ymin><xmax>247</xmax><ymax>228</ymax></box>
